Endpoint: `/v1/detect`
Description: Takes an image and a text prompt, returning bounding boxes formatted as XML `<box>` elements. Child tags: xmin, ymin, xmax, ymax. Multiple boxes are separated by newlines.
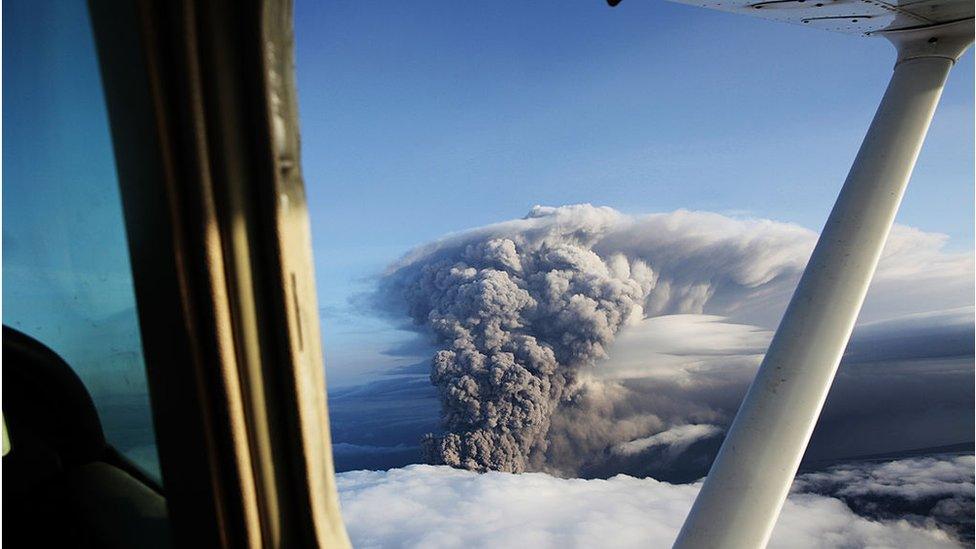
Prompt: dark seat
<box><xmin>2</xmin><ymin>326</ymin><xmax>173</xmax><ymax>548</ymax></box>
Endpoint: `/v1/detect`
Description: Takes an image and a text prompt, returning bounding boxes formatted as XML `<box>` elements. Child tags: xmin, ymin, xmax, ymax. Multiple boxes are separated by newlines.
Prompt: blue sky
<box><xmin>293</xmin><ymin>1</ymin><xmax>974</xmax><ymax>385</ymax></box>
<box><xmin>2</xmin><ymin>1</ymin><xmax>971</xmax><ymax>389</ymax></box>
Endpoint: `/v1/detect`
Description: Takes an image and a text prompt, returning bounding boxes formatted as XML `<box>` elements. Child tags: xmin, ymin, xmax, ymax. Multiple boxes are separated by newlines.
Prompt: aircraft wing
<box><xmin>662</xmin><ymin>0</ymin><xmax>973</xmax><ymax>35</ymax></box>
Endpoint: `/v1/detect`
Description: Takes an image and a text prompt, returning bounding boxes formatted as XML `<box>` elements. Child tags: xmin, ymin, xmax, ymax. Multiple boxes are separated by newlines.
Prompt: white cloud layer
<box><xmin>337</xmin><ymin>458</ymin><xmax>968</xmax><ymax>549</ymax></box>
<box><xmin>794</xmin><ymin>455</ymin><xmax>975</xmax><ymax>502</ymax></box>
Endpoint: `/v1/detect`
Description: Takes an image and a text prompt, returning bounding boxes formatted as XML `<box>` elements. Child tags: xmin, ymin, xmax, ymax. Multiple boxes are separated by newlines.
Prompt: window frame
<box><xmin>88</xmin><ymin>0</ymin><xmax>349</xmax><ymax>546</ymax></box>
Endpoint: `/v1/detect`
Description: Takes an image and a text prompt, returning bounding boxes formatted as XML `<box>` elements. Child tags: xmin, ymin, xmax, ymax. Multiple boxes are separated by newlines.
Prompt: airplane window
<box><xmin>293</xmin><ymin>1</ymin><xmax>974</xmax><ymax>546</ymax></box>
<box><xmin>2</xmin><ymin>1</ymin><xmax>159</xmax><ymax>479</ymax></box>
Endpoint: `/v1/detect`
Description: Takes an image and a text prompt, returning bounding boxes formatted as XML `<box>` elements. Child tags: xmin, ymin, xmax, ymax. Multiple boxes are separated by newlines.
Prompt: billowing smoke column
<box><xmin>396</xmin><ymin>220</ymin><xmax>655</xmax><ymax>472</ymax></box>
<box><xmin>379</xmin><ymin>204</ymin><xmax>973</xmax><ymax>473</ymax></box>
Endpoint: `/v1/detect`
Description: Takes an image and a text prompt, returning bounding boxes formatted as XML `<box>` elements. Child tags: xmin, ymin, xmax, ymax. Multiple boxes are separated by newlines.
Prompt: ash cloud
<box><xmin>376</xmin><ymin>204</ymin><xmax>974</xmax><ymax>474</ymax></box>
<box><xmin>387</xmin><ymin>207</ymin><xmax>655</xmax><ymax>471</ymax></box>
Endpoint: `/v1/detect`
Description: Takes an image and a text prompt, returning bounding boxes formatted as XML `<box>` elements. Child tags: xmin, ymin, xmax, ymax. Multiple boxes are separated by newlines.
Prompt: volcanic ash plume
<box><xmin>379</xmin><ymin>204</ymin><xmax>973</xmax><ymax>473</ymax></box>
<box><xmin>385</xmin><ymin>209</ymin><xmax>653</xmax><ymax>472</ymax></box>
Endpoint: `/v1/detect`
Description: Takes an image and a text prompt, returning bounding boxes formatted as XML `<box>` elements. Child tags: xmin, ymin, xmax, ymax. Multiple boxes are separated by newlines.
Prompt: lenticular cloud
<box><xmin>611</xmin><ymin>424</ymin><xmax>722</xmax><ymax>458</ymax></box>
<box><xmin>378</xmin><ymin>204</ymin><xmax>973</xmax><ymax>473</ymax></box>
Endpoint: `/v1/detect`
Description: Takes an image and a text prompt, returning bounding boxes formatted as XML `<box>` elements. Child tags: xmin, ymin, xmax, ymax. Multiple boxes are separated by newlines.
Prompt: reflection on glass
<box><xmin>2</xmin><ymin>0</ymin><xmax>159</xmax><ymax>479</ymax></box>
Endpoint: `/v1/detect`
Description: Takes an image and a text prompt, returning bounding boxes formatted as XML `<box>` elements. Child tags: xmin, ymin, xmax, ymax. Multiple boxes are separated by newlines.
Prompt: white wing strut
<box><xmin>673</xmin><ymin>18</ymin><xmax>974</xmax><ymax>549</ymax></box>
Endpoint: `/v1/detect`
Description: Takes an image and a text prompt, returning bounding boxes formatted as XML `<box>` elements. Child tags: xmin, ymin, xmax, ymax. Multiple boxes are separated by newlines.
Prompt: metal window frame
<box><xmin>88</xmin><ymin>1</ymin><xmax>350</xmax><ymax>546</ymax></box>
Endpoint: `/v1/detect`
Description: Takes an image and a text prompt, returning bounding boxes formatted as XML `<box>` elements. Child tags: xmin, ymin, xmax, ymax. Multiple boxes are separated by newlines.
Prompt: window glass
<box><xmin>294</xmin><ymin>1</ymin><xmax>974</xmax><ymax>545</ymax></box>
<box><xmin>2</xmin><ymin>0</ymin><xmax>159</xmax><ymax>479</ymax></box>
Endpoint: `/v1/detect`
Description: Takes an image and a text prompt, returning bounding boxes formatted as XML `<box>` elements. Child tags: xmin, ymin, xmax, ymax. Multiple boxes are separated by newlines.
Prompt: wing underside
<box><xmin>663</xmin><ymin>0</ymin><xmax>973</xmax><ymax>35</ymax></box>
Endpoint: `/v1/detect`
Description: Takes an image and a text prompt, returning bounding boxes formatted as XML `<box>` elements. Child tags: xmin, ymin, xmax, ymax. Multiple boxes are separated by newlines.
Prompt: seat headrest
<box><xmin>2</xmin><ymin>326</ymin><xmax>106</xmax><ymax>470</ymax></box>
